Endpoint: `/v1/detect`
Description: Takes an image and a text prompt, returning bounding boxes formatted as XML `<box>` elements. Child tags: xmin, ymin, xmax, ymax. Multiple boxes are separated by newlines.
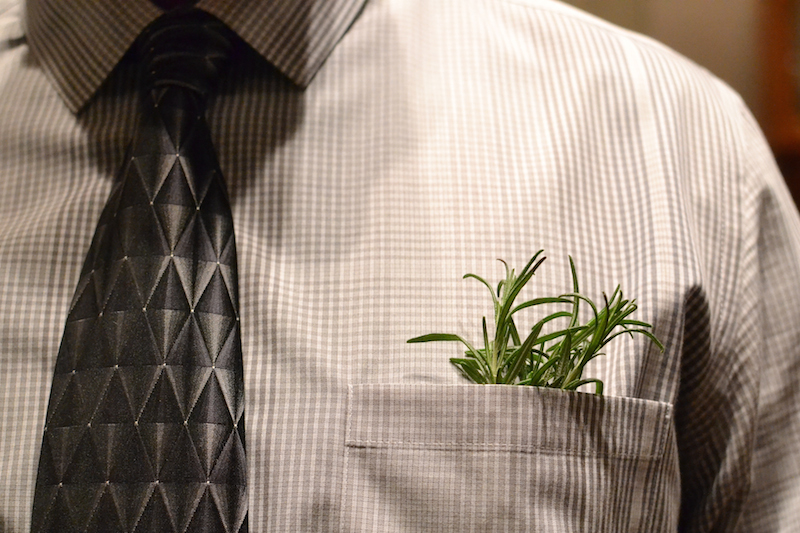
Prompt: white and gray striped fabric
<box><xmin>1</xmin><ymin>0</ymin><xmax>800</xmax><ymax>531</ymax></box>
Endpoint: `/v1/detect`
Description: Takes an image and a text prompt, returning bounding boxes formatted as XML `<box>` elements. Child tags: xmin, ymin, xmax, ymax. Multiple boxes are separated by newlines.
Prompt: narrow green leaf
<box><xmin>603</xmin><ymin>328</ymin><xmax>665</xmax><ymax>351</ymax></box>
<box><xmin>568</xmin><ymin>256</ymin><xmax>580</xmax><ymax>328</ymax></box>
<box><xmin>503</xmin><ymin>320</ymin><xmax>544</xmax><ymax>383</ymax></box>
<box><xmin>450</xmin><ymin>358</ymin><xmax>488</xmax><ymax>384</ymax></box>
<box><xmin>408</xmin><ymin>333</ymin><xmax>463</xmax><ymax>343</ymax></box>
<box><xmin>621</xmin><ymin>319</ymin><xmax>653</xmax><ymax>328</ymax></box>
<box><xmin>408</xmin><ymin>333</ymin><xmax>484</xmax><ymax>365</ymax></box>
<box><xmin>508</xmin><ymin>318</ymin><xmax>521</xmax><ymax>346</ymax></box>
<box><xmin>519</xmin><ymin>250</ymin><xmax>545</xmax><ymax>278</ymax></box>
<box><xmin>482</xmin><ymin>316</ymin><xmax>496</xmax><ymax>382</ymax></box>
<box><xmin>560</xmin><ymin>292</ymin><xmax>599</xmax><ymax>321</ymax></box>
<box><xmin>510</xmin><ymin>296</ymin><xmax>573</xmax><ymax>316</ymax></box>
<box><xmin>583</xmin><ymin>293</ymin><xmax>610</xmax><ymax>358</ymax></box>
<box><xmin>527</xmin><ymin>355</ymin><xmax>559</xmax><ymax>386</ymax></box>
<box><xmin>557</xmin><ymin>330</ymin><xmax>572</xmax><ymax>379</ymax></box>
<box><xmin>563</xmin><ymin>378</ymin><xmax>604</xmax><ymax>395</ymax></box>
<box><xmin>494</xmin><ymin>255</ymin><xmax>546</xmax><ymax>333</ymax></box>
<box><xmin>534</xmin><ymin>324</ymin><xmax>586</xmax><ymax>346</ymax></box>
<box><xmin>464</xmin><ymin>273</ymin><xmax>499</xmax><ymax>309</ymax></box>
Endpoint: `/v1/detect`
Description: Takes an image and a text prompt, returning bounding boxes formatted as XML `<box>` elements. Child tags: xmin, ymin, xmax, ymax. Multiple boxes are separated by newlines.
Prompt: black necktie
<box><xmin>31</xmin><ymin>9</ymin><xmax>248</xmax><ymax>532</ymax></box>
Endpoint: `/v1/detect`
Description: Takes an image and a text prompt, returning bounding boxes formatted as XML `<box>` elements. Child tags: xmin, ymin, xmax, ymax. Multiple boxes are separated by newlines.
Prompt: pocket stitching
<box><xmin>346</xmin><ymin>383</ymin><xmax>672</xmax><ymax>460</ymax></box>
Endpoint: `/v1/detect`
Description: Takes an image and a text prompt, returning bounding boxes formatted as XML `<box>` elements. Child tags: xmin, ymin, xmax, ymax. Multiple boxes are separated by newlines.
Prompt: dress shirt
<box><xmin>1</xmin><ymin>0</ymin><xmax>800</xmax><ymax>531</ymax></box>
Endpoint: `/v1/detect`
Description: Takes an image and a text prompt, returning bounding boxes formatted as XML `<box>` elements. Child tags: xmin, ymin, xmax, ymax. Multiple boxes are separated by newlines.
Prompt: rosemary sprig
<box><xmin>407</xmin><ymin>251</ymin><xmax>663</xmax><ymax>394</ymax></box>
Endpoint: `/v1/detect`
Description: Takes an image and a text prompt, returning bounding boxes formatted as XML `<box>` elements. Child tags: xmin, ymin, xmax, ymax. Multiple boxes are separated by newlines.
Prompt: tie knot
<box><xmin>138</xmin><ymin>9</ymin><xmax>233</xmax><ymax>101</ymax></box>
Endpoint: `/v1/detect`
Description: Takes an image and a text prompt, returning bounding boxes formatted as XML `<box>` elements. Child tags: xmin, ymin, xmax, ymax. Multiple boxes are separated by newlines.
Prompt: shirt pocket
<box><xmin>342</xmin><ymin>383</ymin><xmax>678</xmax><ymax>533</ymax></box>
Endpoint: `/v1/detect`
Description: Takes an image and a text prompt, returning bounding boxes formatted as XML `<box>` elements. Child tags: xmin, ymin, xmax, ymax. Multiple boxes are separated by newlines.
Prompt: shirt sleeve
<box><xmin>730</xmin><ymin>108</ymin><xmax>800</xmax><ymax>531</ymax></box>
<box><xmin>676</xmin><ymin>97</ymin><xmax>800</xmax><ymax>531</ymax></box>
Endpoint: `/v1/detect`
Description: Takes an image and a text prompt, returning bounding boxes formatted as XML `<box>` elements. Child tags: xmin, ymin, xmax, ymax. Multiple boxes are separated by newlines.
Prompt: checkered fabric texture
<box><xmin>2</xmin><ymin>0</ymin><xmax>800</xmax><ymax>531</ymax></box>
<box><xmin>29</xmin><ymin>10</ymin><xmax>247</xmax><ymax>532</ymax></box>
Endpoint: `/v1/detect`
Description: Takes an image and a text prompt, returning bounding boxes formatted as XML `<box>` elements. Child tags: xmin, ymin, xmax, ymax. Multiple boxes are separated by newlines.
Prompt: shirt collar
<box><xmin>25</xmin><ymin>0</ymin><xmax>367</xmax><ymax>113</ymax></box>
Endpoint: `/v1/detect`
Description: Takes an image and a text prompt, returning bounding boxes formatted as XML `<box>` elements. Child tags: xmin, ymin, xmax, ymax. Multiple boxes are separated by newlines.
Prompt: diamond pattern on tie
<box><xmin>32</xmin><ymin>9</ymin><xmax>247</xmax><ymax>533</ymax></box>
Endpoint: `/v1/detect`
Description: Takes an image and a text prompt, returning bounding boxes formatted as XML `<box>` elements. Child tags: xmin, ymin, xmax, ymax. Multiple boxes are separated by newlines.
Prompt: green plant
<box><xmin>407</xmin><ymin>251</ymin><xmax>663</xmax><ymax>395</ymax></box>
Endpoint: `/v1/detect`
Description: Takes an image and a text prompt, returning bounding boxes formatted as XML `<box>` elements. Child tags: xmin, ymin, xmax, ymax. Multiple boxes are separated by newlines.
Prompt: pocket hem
<box><xmin>346</xmin><ymin>383</ymin><xmax>672</xmax><ymax>460</ymax></box>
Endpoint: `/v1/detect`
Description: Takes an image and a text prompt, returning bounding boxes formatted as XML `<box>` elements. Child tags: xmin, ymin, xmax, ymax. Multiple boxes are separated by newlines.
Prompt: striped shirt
<box><xmin>1</xmin><ymin>0</ymin><xmax>800</xmax><ymax>530</ymax></box>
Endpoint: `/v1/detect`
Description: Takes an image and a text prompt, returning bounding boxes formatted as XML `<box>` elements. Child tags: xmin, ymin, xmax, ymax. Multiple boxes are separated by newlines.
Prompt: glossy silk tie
<box><xmin>31</xmin><ymin>10</ymin><xmax>248</xmax><ymax>532</ymax></box>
